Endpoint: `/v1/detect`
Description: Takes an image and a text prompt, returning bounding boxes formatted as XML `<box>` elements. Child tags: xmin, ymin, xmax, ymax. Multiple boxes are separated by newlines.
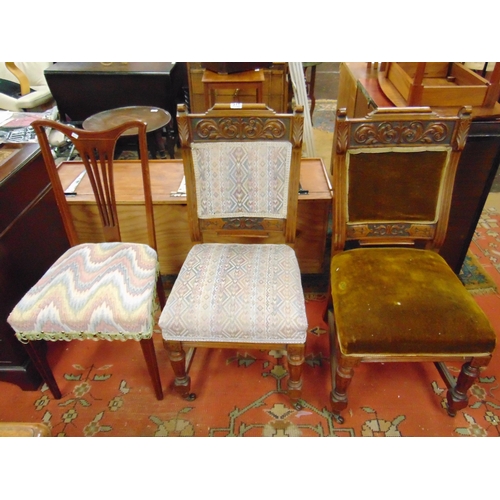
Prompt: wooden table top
<box><xmin>45</xmin><ymin>62</ymin><xmax>176</xmax><ymax>75</ymax></box>
<box><xmin>57</xmin><ymin>158</ymin><xmax>332</xmax><ymax>204</ymax></box>
<box><xmin>202</xmin><ymin>69</ymin><xmax>265</xmax><ymax>83</ymax></box>
<box><xmin>82</xmin><ymin>106</ymin><xmax>171</xmax><ymax>135</ymax></box>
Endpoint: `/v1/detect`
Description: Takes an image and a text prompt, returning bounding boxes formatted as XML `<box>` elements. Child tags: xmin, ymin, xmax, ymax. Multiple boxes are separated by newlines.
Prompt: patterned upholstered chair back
<box><xmin>332</xmin><ymin>106</ymin><xmax>472</xmax><ymax>254</ymax></box>
<box><xmin>177</xmin><ymin>103</ymin><xmax>304</xmax><ymax>244</ymax></box>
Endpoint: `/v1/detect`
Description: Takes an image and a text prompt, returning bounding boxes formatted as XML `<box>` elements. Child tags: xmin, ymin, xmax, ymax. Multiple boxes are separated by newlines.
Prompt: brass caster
<box><xmin>184</xmin><ymin>393</ymin><xmax>196</xmax><ymax>401</ymax></box>
<box><xmin>332</xmin><ymin>412</ymin><xmax>344</xmax><ymax>424</ymax></box>
<box><xmin>293</xmin><ymin>402</ymin><xmax>303</xmax><ymax>411</ymax></box>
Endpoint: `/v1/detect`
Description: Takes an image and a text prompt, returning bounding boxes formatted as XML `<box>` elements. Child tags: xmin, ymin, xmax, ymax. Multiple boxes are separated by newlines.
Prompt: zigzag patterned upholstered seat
<box><xmin>160</xmin><ymin>103</ymin><xmax>307</xmax><ymax>408</ymax></box>
<box><xmin>8</xmin><ymin>242</ymin><xmax>159</xmax><ymax>342</ymax></box>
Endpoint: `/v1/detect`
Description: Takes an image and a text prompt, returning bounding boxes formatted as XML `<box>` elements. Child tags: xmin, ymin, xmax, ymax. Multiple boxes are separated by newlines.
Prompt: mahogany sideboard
<box><xmin>57</xmin><ymin>158</ymin><xmax>333</xmax><ymax>275</ymax></box>
<box><xmin>335</xmin><ymin>62</ymin><xmax>500</xmax><ymax>274</ymax></box>
<box><xmin>0</xmin><ymin>143</ymin><xmax>69</xmax><ymax>391</ymax></box>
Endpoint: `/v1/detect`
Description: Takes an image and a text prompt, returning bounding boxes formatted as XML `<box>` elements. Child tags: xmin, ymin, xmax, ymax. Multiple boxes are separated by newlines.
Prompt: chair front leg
<box><xmin>446</xmin><ymin>356</ymin><xmax>491</xmax><ymax>417</ymax></box>
<box><xmin>164</xmin><ymin>339</ymin><xmax>196</xmax><ymax>401</ymax></box>
<box><xmin>287</xmin><ymin>343</ymin><xmax>305</xmax><ymax>409</ymax></box>
<box><xmin>330</xmin><ymin>346</ymin><xmax>359</xmax><ymax>423</ymax></box>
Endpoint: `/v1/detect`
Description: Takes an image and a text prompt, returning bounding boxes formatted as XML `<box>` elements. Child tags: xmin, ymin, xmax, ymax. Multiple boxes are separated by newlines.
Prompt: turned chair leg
<box><xmin>446</xmin><ymin>357</ymin><xmax>490</xmax><ymax>417</ymax></box>
<box><xmin>330</xmin><ymin>345</ymin><xmax>360</xmax><ymax>423</ymax></box>
<box><xmin>287</xmin><ymin>344</ymin><xmax>305</xmax><ymax>409</ymax></box>
<box><xmin>140</xmin><ymin>338</ymin><xmax>163</xmax><ymax>400</ymax></box>
<box><xmin>164</xmin><ymin>340</ymin><xmax>195</xmax><ymax>401</ymax></box>
<box><xmin>23</xmin><ymin>341</ymin><xmax>62</xmax><ymax>399</ymax></box>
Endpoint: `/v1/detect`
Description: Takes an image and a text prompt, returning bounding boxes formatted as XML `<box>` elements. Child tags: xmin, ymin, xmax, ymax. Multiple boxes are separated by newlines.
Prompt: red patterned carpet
<box><xmin>1</xmin><ymin>205</ymin><xmax>500</xmax><ymax>438</ymax></box>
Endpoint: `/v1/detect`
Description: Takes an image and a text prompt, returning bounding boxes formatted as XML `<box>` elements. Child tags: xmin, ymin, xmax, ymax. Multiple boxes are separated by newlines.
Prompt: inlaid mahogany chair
<box><xmin>159</xmin><ymin>103</ymin><xmax>308</xmax><ymax>408</ymax></box>
<box><xmin>7</xmin><ymin>119</ymin><xmax>165</xmax><ymax>400</ymax></box>
<box><xmin>328</xmin><ymin>106</ymin><xmax>497</xmax><ymax>422</ymax></box>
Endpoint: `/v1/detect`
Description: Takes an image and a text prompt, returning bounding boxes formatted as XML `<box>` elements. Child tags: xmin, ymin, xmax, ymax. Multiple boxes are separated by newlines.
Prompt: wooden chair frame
<box><xmin>162</xmin><ymin>103</ymin><xmax>307</xmax><ymax>407</ymax></box>
<box><xmin>328</xmin><ymin>105</ymin><xmax>496</xmax><ymax>422</ymax></box>
<box><xmin>22</xmin><ymin>119</ymin><xmax>166</xmax><ymax>400</ymax></box>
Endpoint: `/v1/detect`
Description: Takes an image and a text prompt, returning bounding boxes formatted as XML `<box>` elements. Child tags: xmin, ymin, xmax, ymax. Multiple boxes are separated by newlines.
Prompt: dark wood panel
<box><xmin>442</xmin><ymin>121</ymin><xmax>500</xmax><ymax>272</ymax></box>
<box><xmin>44</xmin><ymin>62</ymin><xmax>188</xmax><ymax>124</ymax></box>
<box><xmin>0</xmin><ymin>144</ymin><xmax>69</xmax><ymax>391</ymax></box>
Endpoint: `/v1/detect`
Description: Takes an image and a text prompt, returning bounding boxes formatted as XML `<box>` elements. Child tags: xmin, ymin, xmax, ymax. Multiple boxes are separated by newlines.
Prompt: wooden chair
<box><xmin>159</xmin><ymin>103</ymin><xmax>308</xmax><ymax>408</ymax></box>
<box><xmin>0</xmin><ymin>62</ymin><xmax>54</xmax><ymax>111</ymax></box>
<box><xmin>7</xmin><ymin>119</ymin><xmax>166</xmax><ymax>400</ymax></box>
<box><xmin>328</xmin><ymin>105</ymin><xmax>497</xmax><ymax>422</ymax></box>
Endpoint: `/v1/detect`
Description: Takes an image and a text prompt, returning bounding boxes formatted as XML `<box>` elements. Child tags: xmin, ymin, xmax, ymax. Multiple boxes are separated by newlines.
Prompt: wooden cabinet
<box><xmin>187</xmin><ymin>63</ymin><xmax>289</xmax><ymax>113</ymax></box>
<box><xmin>202</xmin><ymin>69</ymin><xmax>265</xmax><ymax>109</ymax></box>
<box><xmin>58</xmin><ymin>158</ymin><xmax>332</xmax><ymax>275</ymax></box>
<box><xmin>0</xmin><ymin>144</ymin><xmax>69</xmax><ymax>391</ymax></box>
<box><xmin>334</xmin><ymin>62</ymin><xmax>500</xmax><ymax>274</ymax></box>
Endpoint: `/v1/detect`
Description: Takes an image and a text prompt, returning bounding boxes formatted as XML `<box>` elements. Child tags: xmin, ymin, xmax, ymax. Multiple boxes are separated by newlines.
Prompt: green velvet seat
<box><xmin>328</xmin><ymin>105</ymin><xmax>497</xmax><ymax>422</ymax></box>
<box><xmin>331</xmin><ymin>247</ymin><xmax>496</xmax><ymax>356</ymax></box>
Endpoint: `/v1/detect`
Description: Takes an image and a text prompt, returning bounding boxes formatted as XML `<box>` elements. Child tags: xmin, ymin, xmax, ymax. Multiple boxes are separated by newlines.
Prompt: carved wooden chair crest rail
<box><xmin>7</xmin><ymin>119</ymin><xmax>166</xmax><ymax>400</ymax></box>
<box><xmin>328</xmin><ymin>105</ymin><xmax>497</xmax><ymax>423</ymax></box>
<box><xmin>159</xmin><ymin>103</ymin><xmax>308</xmax><ymax>408</ymax></box>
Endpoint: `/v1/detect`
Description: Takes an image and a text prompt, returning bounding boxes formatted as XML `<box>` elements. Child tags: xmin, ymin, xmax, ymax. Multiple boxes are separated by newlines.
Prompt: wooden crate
<box><xmin>383</xmin><ymin>62</ymin><xmax>500</xmax><ymax>108</ymax></box>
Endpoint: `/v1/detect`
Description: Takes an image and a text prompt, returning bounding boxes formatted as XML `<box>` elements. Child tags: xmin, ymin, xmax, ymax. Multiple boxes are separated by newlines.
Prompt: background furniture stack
<box><xmin>334</xmin><ymin>62</ymin><xmax>500</xmax><ymax>275</ymax></box>
<box><xmin>187</xmin><ymin>62</ymin><xmax>289</xmax><ymax>113</ymax></box>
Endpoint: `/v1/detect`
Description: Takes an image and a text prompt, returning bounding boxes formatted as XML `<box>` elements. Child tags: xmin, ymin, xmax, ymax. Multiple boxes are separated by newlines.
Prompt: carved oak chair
<box><xmin>159</xmin><ymin>103</ymin><xmax>308</xmax><ymax>408</ymax></box>
<box><xmin>7</xmin><ymin>119</ymin><xmax>165</xmax><ymax>400</ymax></box>
<box><xmin>328</xmin><ymin>106</ymin><xmax>496</xmax><ymax>422</ymax></box>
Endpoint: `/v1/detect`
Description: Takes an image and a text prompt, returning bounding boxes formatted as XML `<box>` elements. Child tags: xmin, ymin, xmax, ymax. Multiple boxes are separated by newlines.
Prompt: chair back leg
<box><xmin>23</xmin><ymin>341</ymin><xmax>62</xmax><ymax>399</ymax></box>
<box><xmin>139</xmin><ymin>338</ymin><xmax>163</xmax><ymax>400</ymax></box>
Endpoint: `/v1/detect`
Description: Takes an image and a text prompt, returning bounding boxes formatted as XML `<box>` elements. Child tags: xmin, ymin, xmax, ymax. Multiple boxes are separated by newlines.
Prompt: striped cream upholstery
<box><xmin>8</xmin><ymin>242</ymin><xmax>159</xmax><ymax>342</ymax></box>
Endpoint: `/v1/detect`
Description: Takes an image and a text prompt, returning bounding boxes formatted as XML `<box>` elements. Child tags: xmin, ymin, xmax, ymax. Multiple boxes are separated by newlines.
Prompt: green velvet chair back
<box><xmin>332</xmin><ymin>106</ymin><xmax>472</xmax><ymax>253</ymax></box>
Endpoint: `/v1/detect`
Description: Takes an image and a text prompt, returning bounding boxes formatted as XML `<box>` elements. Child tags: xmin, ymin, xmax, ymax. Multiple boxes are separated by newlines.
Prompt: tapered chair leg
<box><xmin>164</xmin><ymin>340</ymin><xmax>195</xmax><ymax>401</ymax></box>
<box><xmin>330</xmin><ymin>349</ymin><xmax>360</xmax><ymax>423</ymax></box>
<box><xmin>23</xmin><ymin>341</ymin><xmax>62</xmax><ymax>399</ymax></box>
<box><xmin>140</xmin><ymin>338</ymin><xmax>163</xmax><ymax>400</ymax></box>
<box><xmin>287</xmin><ymin>344</ymin><xmax>305</xmax><ymax>409</ymax></box>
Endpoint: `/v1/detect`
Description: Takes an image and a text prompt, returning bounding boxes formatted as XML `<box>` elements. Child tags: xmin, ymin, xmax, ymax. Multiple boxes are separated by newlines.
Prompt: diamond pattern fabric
<box><xmin>191</xmin><ymin>141</ymin><xmax>292</xmax><ymax>219</ymax></box>
<box><xmin>159</xmin><ymin>244</ymin><xmax>308</xmax><ymax>343</ymax></box>
<box><xmin>8</xmin><ymin>242</ymin><xmax>159</xmax><ymax>342</ymax></box>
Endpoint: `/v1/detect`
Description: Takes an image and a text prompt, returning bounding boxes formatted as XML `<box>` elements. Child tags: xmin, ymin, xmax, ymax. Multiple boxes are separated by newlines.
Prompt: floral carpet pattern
<box><xmin>1</xmin><ymin>211</ymin><xmax>499</xmax><ymax>437</ymax></box>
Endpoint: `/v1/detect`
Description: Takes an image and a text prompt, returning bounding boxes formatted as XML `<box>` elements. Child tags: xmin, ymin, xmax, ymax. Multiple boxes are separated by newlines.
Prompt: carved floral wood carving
<box><xmin>200</xmin><ymin>217</ymin><xmax>285</xmax><ymax>231</ymax></box>
<box><xmin>193</xmin><ymin>117</ymin><xmax>288</xmax><ymax>140</ymax></box>
<box><xmin>453</xmin><ymin>115</ymin><xmax>472</xmax><ymax>151</ymax></box>
<box><xmin>346</xmin><ymin>223</ymin><xmax>435</xmax><ymax>239</ymax></box>
<box><xmin>351</xmin><ymin>121</ymin><xmax>451</xmax><ymax>146</ymax></box>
